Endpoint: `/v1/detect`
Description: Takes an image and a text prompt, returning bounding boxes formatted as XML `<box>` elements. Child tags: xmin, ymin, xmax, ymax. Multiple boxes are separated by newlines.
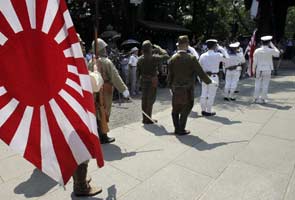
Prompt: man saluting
<box><xmin>168</xmin><ymin>36</ymin><xmax>214</xmax><ymax>135</ymax></box>
<box><xmin>253</xmin><ymin>35</ymin><xmax>280</xmax><ymax>104</ymax></box>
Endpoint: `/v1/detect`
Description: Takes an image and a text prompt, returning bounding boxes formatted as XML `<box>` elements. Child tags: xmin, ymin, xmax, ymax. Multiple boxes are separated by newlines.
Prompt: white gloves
<box><xmin>123</xmin><ymin>90</ymin><xmax>130</xmax><ymax>98</ymax></box>
<box><xmin>217</xmin><ymin>45</ymin><xmax>230</xmax><ymax>58</ymax></box>
<box><xmin>211</xmin><ymin>79</ymin><xmax>219</xmax><ymax>87</ymax></box>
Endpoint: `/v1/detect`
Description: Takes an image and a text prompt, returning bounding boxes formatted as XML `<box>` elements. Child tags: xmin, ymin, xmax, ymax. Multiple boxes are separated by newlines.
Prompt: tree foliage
<box><xmin>285</xmin><ymin>7</ymin><xmax>295</xmax><ymax>38</ymax></box>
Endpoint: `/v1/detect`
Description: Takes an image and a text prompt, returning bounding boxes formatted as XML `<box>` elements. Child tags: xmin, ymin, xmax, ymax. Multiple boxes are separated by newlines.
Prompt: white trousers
<box><xmin>200</xmin><ymin>75</ymin><xmax>219</xmax><ymax>113</ymax></box>
<box><xmin>254</xmin><ymin>70</ymin><xmax>271</xmax><ymax>100</ymax></box>
<box><xmin>224</xmin><ymin>70</ymin><xmax>241</xmax><ymax>98</ymax></box>
<box><xmin>129</xmin><ymin>66</ymin><xmax>138</xmax><ymax>95</ymax></box>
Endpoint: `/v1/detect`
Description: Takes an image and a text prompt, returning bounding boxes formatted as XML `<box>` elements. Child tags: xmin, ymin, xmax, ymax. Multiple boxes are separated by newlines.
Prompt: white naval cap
<box><xmin>261</xmin><ymin>35</ymin><xmax>273</xmax><ymax>41</ymax></box>
<box><xmin>130</xmin><ymin>47</ymin><xmax>139</xmax><ymax>53</ymax></box>
<box><xmin>229</xmin><ymin>42</ymin><xmax>240</xmax><ymax>48</ymax></box>
<box><xmin>205</xmin><ymin>39</ymin><xmax>218</xmax><ymax>44</ymax></box>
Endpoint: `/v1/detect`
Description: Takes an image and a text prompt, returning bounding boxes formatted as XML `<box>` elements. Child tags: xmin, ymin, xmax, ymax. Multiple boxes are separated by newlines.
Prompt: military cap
<box><xmin>206</xmin><ymin>39</ymin><xmax>218</xmax><ymax>45</ymax></box>
<box><xmin>229</xmin><ymin>42</ymin><xmax>240</xmax><ymax>48</ymax></box>
<box><xmin>261</xmin><ymin>35</ymin><xmax>273</xmax><ymax>41</ymax></box>
<box><xmin>177</xmin><ymin>35</ymin><xmax>190</xmax><ymax>45</ymax></box>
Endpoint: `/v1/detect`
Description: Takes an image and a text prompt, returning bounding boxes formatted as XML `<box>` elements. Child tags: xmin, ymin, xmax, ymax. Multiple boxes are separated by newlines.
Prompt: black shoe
<box><xmin>208</xmin><ymin>112</ymin><xmax>216</xmax><ymax>116</ymax></box>
<box><xmin>230</xmin><ymin>98</ymin><xmax>236</xmax><ymax>101</ymax></box>
<box><xmin>201</xmin><ymin>111</ymin><xmax>207</xmax><ymax>116</ymax></box>
<box><xmin>234</xmin><ymin>91</ymin><xmax>239</xmax><ymax>94</ymax></box>
<box><xmin>224</xmin><ymin>97</ymin><xmax>230</xmax><ymax>101</ymax></box>
<box><xmin>100</xmin><ymin>135</ymin><xmax>115</xmax><ymax>144</ymax></box>
<box><xmin>175</xmin><ymin>129</ymin><xmax>191</xmax><ymax>135</ymax></box>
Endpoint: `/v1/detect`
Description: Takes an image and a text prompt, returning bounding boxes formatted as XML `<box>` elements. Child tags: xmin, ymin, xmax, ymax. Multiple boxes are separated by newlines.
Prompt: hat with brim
<box><xmin>206</xmin><ymin>39</ymin><xmax>218</xmax><ymax>46</ymax></box>
<box><xmin>229</xmin><ymin>42</ymin><xmax>240</xmax><ymax>48</ymax></box>
<box><xmin>261</xmin><ymin>35</ymin><xmax>273</xmax><ymax>41</ymax></box>
<box><xmin>130</xmin><ymin>47</ymin><xmax>139</xmax><ymax>53</ymax></box>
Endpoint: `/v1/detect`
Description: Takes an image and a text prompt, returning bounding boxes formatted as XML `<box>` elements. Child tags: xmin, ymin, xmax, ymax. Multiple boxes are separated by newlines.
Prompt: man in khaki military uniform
<box><xmin>72</xmin><ymin>34</ymin><xmax>103</xmax><ymax>197</ymax></box>
<box><xmin>90</xmin><ymin>38</ymin><xmax>130</xmax><ymax>143</ymax></box>
<box><xmin>168</xmin><ymin>36</ymin><xmax>213</xmax><ymax>135</ymax></box>
<box><xmin>137</xmin><ymin>40</ymin><xmax>169</xmax><ymax>124</ymax></box>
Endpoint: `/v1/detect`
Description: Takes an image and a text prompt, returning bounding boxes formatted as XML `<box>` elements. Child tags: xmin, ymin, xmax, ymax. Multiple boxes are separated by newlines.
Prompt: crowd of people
<box><xmin>73</xmin><ymin>33</ymin><xmax>280</xmax><ymax>197</ymax></box>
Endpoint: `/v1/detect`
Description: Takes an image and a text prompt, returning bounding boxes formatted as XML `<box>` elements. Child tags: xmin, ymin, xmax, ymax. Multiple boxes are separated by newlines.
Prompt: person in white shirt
<box><xmin>253</xmin><ymin>35</ymin><xmax>280</xmax><ymax>103</ymax></box>
<box><xmin>199</xmin><ymin>39</ymin><xmax>229</xmax><ymax>116</ymax></box>
<box><xmin>224</xmin><ymin>42</ymin><xmax>245</xmax><ymax>101</ymax></box>
<box><xmin>128</xmin><ymin>47</ymin><xmax>139</xmax><ymax>96</ymax></box>
<box><xmin>188</xmin><ymin>45</ymin><xmax>199</xmax><ymax>60</ymax></box>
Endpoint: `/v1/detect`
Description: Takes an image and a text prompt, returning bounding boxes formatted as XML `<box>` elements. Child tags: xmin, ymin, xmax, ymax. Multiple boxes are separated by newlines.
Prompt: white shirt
<box><xmin>129</xmin><ymin>54</ymin><xmax>138</xmax><ymax>67</ymax></box>
<box><xmin>188</xmin><ymin>46</ymin><xmax>199</xmax><ymax>59</ymax></box>
<box><xmin>253</xmin><ymin>45</ymin><xmax>280</xmax><ymax>71</ymax></box>
<box><xmin>224</xmin><ymin>51</ymin><xmax>245</xmax><ymax>70</ymax></box>
<box><xmin>199</xmin><ymin>50</ymin><xmax>226</xmax><ymax>73</ymax></box>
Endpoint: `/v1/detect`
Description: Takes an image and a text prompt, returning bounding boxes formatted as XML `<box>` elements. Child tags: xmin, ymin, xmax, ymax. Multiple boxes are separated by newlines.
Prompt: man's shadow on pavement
<box><xmin>258</xmin><ymin>103</ymin><xmax>292</xmax><ymax>110</ymax></box>
<box><xmin>14</xmin><ymin>169</ymin><xmax>58</xmax><ymax>198</ymax></box>
<box><xmin>143</xmin><ymin>124</ymin><xmax>171</xmax><ymax>137</ymax></box>
<box><xmin>143</xmin><ymin>123</ymin><xmax>247</xmax><ymax>150</ymax></box>
<box><xmin>175</xmin><ymin>134</ymin><xmax>248</xmax><ymax>150</ymax></box>
<box><xmin>204</xmin><ymin>115</ymin><xmax>242</xmax><ymax>125</ymax></box>
<box><xmin>102</xmin><ymin>143</ymin><xmax>162</xmax><ymax>162</ymax></box>
<box><xmin>102</xmin><ymin>144</ymin><xmax>137</xmax><ymax>162</ymax></box>
<box><xmin>71</xmin><ymin>184</ymin><xmax>117</xmax><ymax>200</ymax></box>
<box><xmin>189</xmin><ymin>111</ymin><xmax>202</xmax><ymax>119</ymax></box>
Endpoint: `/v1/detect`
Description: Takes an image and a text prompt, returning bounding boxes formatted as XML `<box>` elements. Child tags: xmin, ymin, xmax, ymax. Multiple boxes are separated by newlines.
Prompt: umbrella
<box><xmin>121</xmin><ymin>39</ymin><xmax>140</xmax><ymax>47</ymax></box>
<box><xmin>100</xmin><ymin>30</ymin><xmax>119</xmax><ymax>39</ymax></box>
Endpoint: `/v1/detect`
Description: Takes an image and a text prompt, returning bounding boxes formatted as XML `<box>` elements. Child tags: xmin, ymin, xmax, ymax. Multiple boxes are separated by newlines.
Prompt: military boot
<box><xmin>73</xmin><ymin>163</ymin><xmax>102</xmax><ymax>197</ymax></box>
<box><xmin>172</xmin><ymin>113</ymin><xmax>180</xmax><ymax>134</ymax></box>
<box><xmin>97</xmin><ymin>124</ymin><xmax>115</xmax><ymax>144</ymax></box>
<box><xmin>99</xmin><ymin>133</ymin><xmax>115</xmax><ymax>144</ymax></box>
<box><xmin>177</xmin><ymin>115</ymin><xmax>190</xmax><ymax>135</ymax></box>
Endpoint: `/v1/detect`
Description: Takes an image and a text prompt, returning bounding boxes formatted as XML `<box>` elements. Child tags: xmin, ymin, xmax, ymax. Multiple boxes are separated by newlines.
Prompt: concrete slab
<box><xmin>236</xmin><ymin>135</ymin><xmax>295</xmax><ymax>176</ymax></box>
<box><xmin>199</xmin><ymin>161</ymin><xmax>289</xmax><ymax>200</ymax></box>
<box><xmin>109</xmin><ymin>139</ymin><xmax>188</xmax><ymax>181</ymax></box>
<box><xmin>234</xmin><ymin>109</ymin><xmax>275</xmax><ymax>124</ymax></box>
<box><xmin>120</xmin><ymin>164</ymin><xmax>212</xmax><ymax>200</ymax></box>
<box><xmin>285</xmin><ymin>170</ymin><xmax>295</xmax><ymax>200</ymax></box>
<box><xmin>0</xmin><ymin>140</ymin><xmax>18</xmax><ymax>160</ymax></box>
<box><xmin>173</xmin><ymin>128</ymin><xmax>250</xmax><ymax>178</ymax></box>
<box><xmin>260</xmin><ymin>117</ymin><xmax>295</xmax><ymax>141</ymax></box>
<box><xmin>0</xmin><ymin>155</ymin><xmax>35</xmax><ymax>182</ymax></box>
<box><xmin>39</xmin><ymin>164</ymin><xmax>140</xmax><ymax>200</ymax></box>
<box><xmin>0</xmin><ymin>169</ymin><xmax>59</xmax><ymax>200</ymax></box>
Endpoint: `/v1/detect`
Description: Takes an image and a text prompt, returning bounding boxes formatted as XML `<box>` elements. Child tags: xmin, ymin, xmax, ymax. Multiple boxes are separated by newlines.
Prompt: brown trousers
<box><xmin>172</xmin><ymin>87</ymin><xmax>194</xmax><ymax>130</ymax></box>
<box><xmin>141</xmin><ymin>80</ymin><xmax>157</xmax><ymax>122</ymax></box>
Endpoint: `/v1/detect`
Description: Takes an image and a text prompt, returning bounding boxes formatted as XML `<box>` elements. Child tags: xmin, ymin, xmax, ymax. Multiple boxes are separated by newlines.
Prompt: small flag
<box><xmin>245</xmin><ymin>29</ymin><xmax>257</xmax><ymax>77</ymax></box>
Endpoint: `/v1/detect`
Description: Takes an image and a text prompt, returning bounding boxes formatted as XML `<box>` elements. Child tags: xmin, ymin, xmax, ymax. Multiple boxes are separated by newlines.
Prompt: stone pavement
<box><xmin>0</xmin><ymin>69</ymin><xmax>295</xmax><ymax>200</ymax></box>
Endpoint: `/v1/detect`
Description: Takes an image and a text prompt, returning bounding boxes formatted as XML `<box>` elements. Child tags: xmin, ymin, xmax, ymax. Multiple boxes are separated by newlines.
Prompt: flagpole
<box><xmin>94</xmin><ymin>0</ymin><xmax>99</xmax><ymax>56</ymax></box>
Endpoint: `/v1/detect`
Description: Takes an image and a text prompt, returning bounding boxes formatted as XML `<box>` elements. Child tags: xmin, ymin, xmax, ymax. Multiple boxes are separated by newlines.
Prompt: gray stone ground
<box><xmin>0</xmin><ymin>69</ymin><xmax>295</xmax><ymax>200</ymax></box>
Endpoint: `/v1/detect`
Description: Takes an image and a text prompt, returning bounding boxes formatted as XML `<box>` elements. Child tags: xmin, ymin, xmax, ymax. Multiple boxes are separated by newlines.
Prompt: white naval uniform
<box><xmin>253</xmin><ymin>45</ymin><xmax>280</xmax><ymax>100</ymax></box>
<box><xmin>224</xmin><ymin>51</ymin><xmax>245</xmax><ymax>98</ymax></box>
<box><xmin>199</xmin><ymin>49</ymin><xmax>228</xmax><ymax>113</ymax></box>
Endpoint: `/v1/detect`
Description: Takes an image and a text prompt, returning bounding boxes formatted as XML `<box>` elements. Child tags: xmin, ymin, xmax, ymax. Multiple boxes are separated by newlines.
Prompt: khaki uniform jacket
<box><xmin>89</xmin><ymin>57</ymin><xmax>127</xmax><ymax>119</ymax></box>
<box><xmin>137</xmin><ymin>49</ymin><xmax>169</xmax><ymax>86</ymax></box>
<box><xmin>168</xmin><ymin>51</ymin><xmax>212</xmax><ymax>88</ymax></box>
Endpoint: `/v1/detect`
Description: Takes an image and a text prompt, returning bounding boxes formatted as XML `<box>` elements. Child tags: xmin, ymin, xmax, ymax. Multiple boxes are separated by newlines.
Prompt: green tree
<box><xmin>285</xmin><ymin>7</ymin><xmax>295</xmax><ymax>38</ymax></box>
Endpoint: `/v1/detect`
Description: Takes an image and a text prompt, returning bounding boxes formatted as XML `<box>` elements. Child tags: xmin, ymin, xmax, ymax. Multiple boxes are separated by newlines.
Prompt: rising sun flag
<box><xmin>0</xmin><ymin>0</ymin><xmax>104</xmax><ymax>185</ymax></box>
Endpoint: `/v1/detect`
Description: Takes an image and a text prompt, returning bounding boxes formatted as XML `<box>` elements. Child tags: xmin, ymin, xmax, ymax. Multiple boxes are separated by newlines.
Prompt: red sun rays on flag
<box><xmin>0</xmin><ymin>0</ymin><xmax>104</xmax><ymax>185</ymax></box>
